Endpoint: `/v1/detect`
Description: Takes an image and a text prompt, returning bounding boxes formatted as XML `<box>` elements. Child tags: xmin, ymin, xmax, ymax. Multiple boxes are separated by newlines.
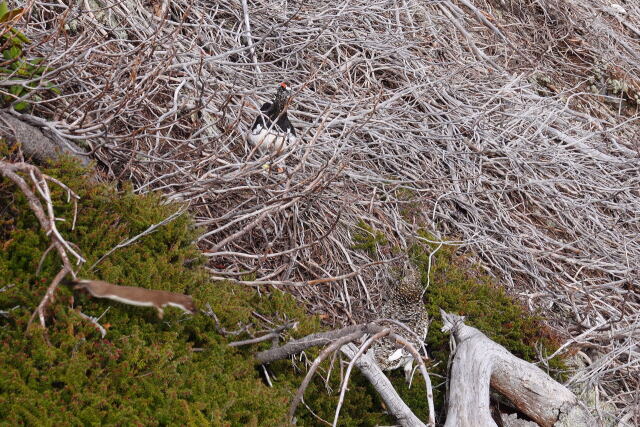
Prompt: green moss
<box><xmin>410</xmin><ymin>230</ymin><xmax>565</xmax><ymax>421</ymax></box>
<box><xmin>0</xmin><ymin>151</ymin><xmax>317</xmax><ymax>425</ymax></box>
<box><xmin>351</xmin><ymin>220</ymin><xmax>388</xmax><ymax>257</ymax></box>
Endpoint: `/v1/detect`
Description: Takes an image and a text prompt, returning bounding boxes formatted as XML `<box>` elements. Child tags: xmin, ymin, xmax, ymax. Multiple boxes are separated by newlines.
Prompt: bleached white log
<box><xmin>440</xmin><ymin>309</ymin><xmax>594</xmax><ymax>427</ymax></box>
<box><xmin>340</xmin><ymin>343</ymin><xmax>427</xmax><ymax>427</ymax></box>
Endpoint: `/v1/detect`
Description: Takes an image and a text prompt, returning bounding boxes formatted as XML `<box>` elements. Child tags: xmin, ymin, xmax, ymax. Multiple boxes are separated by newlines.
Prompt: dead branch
<box><xmin>287</xmin><ymin>328</ymin><xmax>366</xmax><ymax>423</ymax></box>
<box><xmin>440</xmin><ymin>309</ymin><xmax>595</xmax><ymax>427</ymax></box>
<box><xmin>247</xmin><ymin>322</ymin><xmax>435</xmax><ymax>426</ymax></box>
<box><xmin>201</xmin><ymin>303</ymin><xmax>251</xmax><ymax>337</ymax></box>
<box><xmin>228</xmin><ymin>321</ymin><xmax>298</xmax><ymax>347</ymax></box>
<box><xmin>340</xmin><ymin>343</ymin><xmax>427</xmax><ymax>427</ymax></box>
<box><xmin>255</xmin><ymin>324</ymin><xmax>366</xmax><ymax>364</ymax></box>
<box><xmin>0</xmin><ymin>160</ymin><xmax>84</xmax><ymax>329</ymax></box>
<box><xmin>27</xmin><ymin>267</ymin><xmax>70</xmax><ymax>329</ymax></box>
<box><xmin>333</xmin><ymin>329</ymin><xmax>390</xmax><ymax>426</ymax></box>
<box><xmin>11</xmin><ymin>0</ymin><xmax>640</xmax><ymax>419</ymax></box>
<box><xmin>76</xmin><ymin>309</ymin><xmax>108</xmax><ymax>338</ymax></box>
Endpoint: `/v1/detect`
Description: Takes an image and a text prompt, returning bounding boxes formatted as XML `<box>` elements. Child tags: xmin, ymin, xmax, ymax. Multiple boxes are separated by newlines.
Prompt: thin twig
<box><xmin>89</xmin><ymin>206</ymin><xmax>187</xmax><ymax>271</ymax></box>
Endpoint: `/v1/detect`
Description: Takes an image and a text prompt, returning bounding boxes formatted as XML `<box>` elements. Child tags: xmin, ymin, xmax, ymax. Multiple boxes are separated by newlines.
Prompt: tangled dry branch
<box><xmin>0</xmin><ymin>160</ymin><xmax>83</xmax><ymax>328</ymax></box>
<box><xmin>250</xmin><ymin>321</ymin><xmax>435</xmax><ymax>426</ymax></box>
<box><xmin>6</xmin><ymin>0</ymin><xmax>640</xmax><ymax>421</ymax></box>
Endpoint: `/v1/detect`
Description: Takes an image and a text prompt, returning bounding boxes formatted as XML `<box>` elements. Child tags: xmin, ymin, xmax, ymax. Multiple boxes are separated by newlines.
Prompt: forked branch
<box><xmin>247</xmin><ymin>322</ymin><xmax>435</xmax><ymax>426</ymax></box>
<box><xmin>0</xmin><ymin>160</ymin><xmax>84</xmax><ymax>328</ymax></box>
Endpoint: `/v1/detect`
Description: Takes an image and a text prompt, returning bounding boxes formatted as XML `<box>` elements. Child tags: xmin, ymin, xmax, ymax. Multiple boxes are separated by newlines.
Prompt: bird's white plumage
<box><xmin>388</xmin><ymin>348</ymin><xmax>404</xmax><ymax>362</ymax></box>
<box><xmin>247</xmin><ymin>84</ymin><xmax>296</xmax><ymax>155</ymax></box>
<box><xmin>247</xmin><ymin>124</ymin><xmax>296</xmax><ymax>154</ymax></box>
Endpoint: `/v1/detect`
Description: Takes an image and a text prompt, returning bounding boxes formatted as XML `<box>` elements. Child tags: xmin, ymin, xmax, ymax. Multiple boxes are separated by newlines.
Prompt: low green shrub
<box><xmin>0</xmin><ymin>1</ymin><xmax>60</xmax><ymax>111</ymax></box>
<box><xmin>0</xmin><ymin>151</ymin><xmax>307</xmax><ymax>425</ymax></box>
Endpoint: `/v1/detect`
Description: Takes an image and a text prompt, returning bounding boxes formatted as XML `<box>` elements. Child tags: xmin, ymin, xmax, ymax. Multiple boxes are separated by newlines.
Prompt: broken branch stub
<box><xmin>440</xmin><ymin>309</ymin><xmax>594</xmax><ymax>427</ymax></box>
<box><xmin>251</xmin><ymin>323</ymin><xmax>434</xmax><ymax>426</ymax></box>
<box><xmin>340</xmin><ymin>343</ymin><xmax>427</xmax><ymax>427</ymax></box>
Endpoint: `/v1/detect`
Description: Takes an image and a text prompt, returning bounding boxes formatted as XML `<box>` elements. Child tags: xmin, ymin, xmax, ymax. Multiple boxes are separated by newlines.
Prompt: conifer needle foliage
<box><xmin>0</xmin><ymin>149</ymin><xmax>392</xmax><ymax>426</ymax></box>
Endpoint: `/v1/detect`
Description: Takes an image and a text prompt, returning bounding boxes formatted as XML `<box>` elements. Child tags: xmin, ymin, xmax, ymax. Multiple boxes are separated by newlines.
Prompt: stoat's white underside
<box><xmin>247</xmin><ymin>124</ymin><xmax>296</xmax><ymax>153</ymax></box>
<box><xmin>165</xmin><ymin>301</ymin><xmax>194</xmax><ymax>313</ymax></box>
<box><xmin>101</xmin><ymin>294</ymin><xmax>191</xmax><ymax>313</ymax></box>
<box><xmin>103</xmin><ymin>294</ymin><xmax>156</xmax><ymax>307</ymax></box>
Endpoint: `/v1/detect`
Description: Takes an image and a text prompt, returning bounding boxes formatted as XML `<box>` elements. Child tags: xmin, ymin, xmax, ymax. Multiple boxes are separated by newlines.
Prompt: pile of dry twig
<box><xmin>4</xmin><ymin>0</ymin><xmax>639</xmax><ymax>422</ymax></box>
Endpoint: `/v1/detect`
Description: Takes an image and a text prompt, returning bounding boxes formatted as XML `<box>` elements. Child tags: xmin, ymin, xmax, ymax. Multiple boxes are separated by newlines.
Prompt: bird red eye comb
<box><xmin>280</xmin><ymin>82</ymin><xmax>288</xmax><ymax>88</ymax></box>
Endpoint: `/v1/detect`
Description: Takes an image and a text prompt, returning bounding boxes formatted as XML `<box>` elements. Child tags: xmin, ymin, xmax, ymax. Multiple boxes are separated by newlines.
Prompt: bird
<box><xmin>370</xmin><ymin>262</ymin><xmax>429</xmax><ymax>382</ymax></box>
<box><xmin>247</xmin><ymin>82</ymin><xmax>297</xmax><ymax>155</ymax></box>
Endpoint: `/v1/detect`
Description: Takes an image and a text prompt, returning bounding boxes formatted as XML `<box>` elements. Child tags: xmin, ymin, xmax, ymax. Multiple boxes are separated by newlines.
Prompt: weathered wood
<box><xmin>440</xmin><ymin>309</ymin><xmax>594</xmax><ymax>427</ymax></box>
<box><xmin>0</xmin><ymin>112</ymin><xmax>90</xmax><ymax>166</ymax></box>
<box><xmin>255</xmin><ymin>324</ymin><xmax>365</xmax><ymax>364</ymax></box>
<box><xmin>341</xmin><ymin>343</ymin><xmax>427</xmax><ymax>427</ymax></box>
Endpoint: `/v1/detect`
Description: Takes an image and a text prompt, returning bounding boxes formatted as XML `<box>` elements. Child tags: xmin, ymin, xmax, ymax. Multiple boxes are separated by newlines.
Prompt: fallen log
<box><xmin>440</xmin><ymin>309</ymin><xmax>594</xmax><ymax>427</ymax></box>
<box><xmin>0</xmin><ymin>112</ymin><xmax>90</xmax><ymax>166</ymax></box>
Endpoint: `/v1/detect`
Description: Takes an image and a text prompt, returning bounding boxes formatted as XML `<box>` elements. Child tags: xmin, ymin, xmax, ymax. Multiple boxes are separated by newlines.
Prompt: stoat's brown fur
<box><xmin>74</xmin><ymin>279</ymin><xmax>196</xmax><ymax>319</ymax></box>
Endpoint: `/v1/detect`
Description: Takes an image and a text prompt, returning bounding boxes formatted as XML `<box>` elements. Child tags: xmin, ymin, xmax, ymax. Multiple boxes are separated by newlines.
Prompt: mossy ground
<box><xmin>0</xmin><ymin>144</ymin><xmax>565</xmax><ymax>425</ymax></box>
<box><xmin>352</xmin><ymin>222</ymin><xmax>566</xmax><ymax>424</ymax></box>
<box><xmin>0</xmin><ymin>146</ymin><xmax>385</xmax><ymax>426</ymax></box>
<box><xmin>351</xmin><ymin>220</ymin><xmax>388</xmax><ymax>258</ymax></box>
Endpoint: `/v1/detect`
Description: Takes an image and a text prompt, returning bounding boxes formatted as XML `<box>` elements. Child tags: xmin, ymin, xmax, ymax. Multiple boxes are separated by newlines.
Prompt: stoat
<box><xmin>74</xmin><ymin>279</ymin><xmax>196</xmax><ymax>319</ymax></box>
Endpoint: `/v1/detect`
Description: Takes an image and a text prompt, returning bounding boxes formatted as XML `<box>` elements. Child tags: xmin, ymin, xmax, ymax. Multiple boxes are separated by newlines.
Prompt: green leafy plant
<box><xmin>0</xmin><ymin>1</ymin><xmax>59</xmax><ymax>111</ymax></box>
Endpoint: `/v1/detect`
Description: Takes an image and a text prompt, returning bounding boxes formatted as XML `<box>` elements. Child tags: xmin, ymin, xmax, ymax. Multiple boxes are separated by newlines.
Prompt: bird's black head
<box><xmin>272</xmin><ymin>82</ymin><xmax>292</xmax><ymax>113</ymax></box>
